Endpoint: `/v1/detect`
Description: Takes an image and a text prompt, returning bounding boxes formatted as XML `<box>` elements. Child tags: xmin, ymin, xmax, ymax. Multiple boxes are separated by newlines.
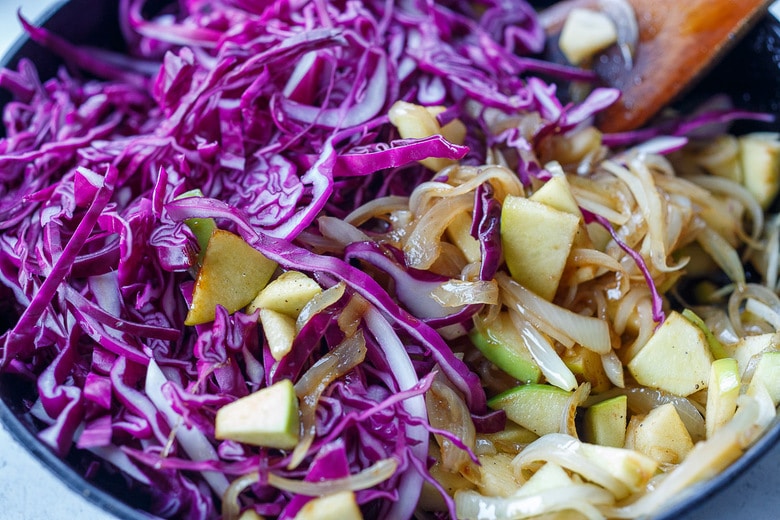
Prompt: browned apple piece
<box><xmin>185</xmin><ymin>229</ymin><xmax>277</xmax><ymax>325</ymax></box>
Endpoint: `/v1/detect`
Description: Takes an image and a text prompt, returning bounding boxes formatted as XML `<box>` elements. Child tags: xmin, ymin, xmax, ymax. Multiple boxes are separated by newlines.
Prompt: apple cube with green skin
<box><xmin>215</xmin><ymin>379</ymin><xmax>300</xmax><ymax>450</ymax></box>
<box><xmin>748</xmin><ymin>351</ymin><xmax>780</xmax><ymax>405</ymax></box>
<box><xmin>625</xmin><ymin>403</ymin><xmax>694</xmax><ymax>465</ymax></box>
<box><xmin>682</xmin><ymin>308</ymin><xmax>730</xmax><ymax>359</ymax></box>
<box><xmin>583</xmin><ymin>395</ymin><xmax>627</xmax><ymax>448</ymax></box>
<box><xmin>562</xmin><ymin>345</ymin><xmax>611</xmax><ymax>393</ymax></box>
<box><xmin>705</xmin><ymin>357</ymin><xmax>740</xmax><ymax>439</ymax></box>
<box><xmin>185</xmin><ymin>229</ymin><xmax>278</xmax><ymax>325</ymax></box>
<box><xmin>470</xmin><ymin>312</ymin><xmax>541</xmax><ymax>384</ymax></box>
<box><xmin>627</xmin><ymin>311</ymin><xmax>714</xmax><ymax>397</ymax></box>
<box><xmin>177</xmin><ymin>189</ymin><xmax>217</xmax><ymax>264</ymax></box>
<box><xmin>724</xmin><ymin>331</ymin><xmax>780</xmax><ymax>377</ymax></box>
<box><xmin>488</xmin><ymin>384</ymin><xmax>572</xmax><ymax>436</ymax></box>
<box><xmin>293</xmin><ymin>490</ymin><xmax>363</xmax><ymax>520</ymax></box>
<box><xmin>501</xmin><ymin>194</ymin><xmax>580</xmax><ymax>301</ymax></box>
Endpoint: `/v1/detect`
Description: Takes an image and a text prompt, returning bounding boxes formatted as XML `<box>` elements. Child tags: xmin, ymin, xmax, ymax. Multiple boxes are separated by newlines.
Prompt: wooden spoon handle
<box><xmin>543</xmin><ymin>0</ymin><xmax>772</xmax><ymax>132</ymax></box>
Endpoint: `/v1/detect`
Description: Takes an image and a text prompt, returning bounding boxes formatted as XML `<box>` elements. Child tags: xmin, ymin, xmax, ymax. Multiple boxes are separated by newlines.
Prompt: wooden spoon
<box><xmin>541</xmin><ymin>0</ymin><xmax>773</xmax><ymax>133</ymax></box>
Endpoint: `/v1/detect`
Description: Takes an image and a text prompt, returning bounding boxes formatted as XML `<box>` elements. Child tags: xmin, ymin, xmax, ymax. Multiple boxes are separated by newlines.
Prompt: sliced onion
<box><xmin>512</xmin><ymin>433</ymin><xmax>654</xmax><ymax>500</ymax></box>
<box><xmin>499</xmin><ymin>273</ymin><xmax>611</xmax><ymax>355</ymax></box>
<box><xmin>221</xmin><ymin>471</ymin><xmax>260</xmax><ymax>520</ymax></box>
<box><xmin>688</xmin><ymin>175</ymin><xmax>764</xmax><ymax>244</ymax></box>
<box><xmin>426</xmin><ymin>373</ymin><xmax>477</xmax><ymax>473</ymax></box>
<box><xmin>508</xmin><ymin>309</ymin><xmax>578</xmax><ymax>391</ymax></box>
<box><xmin>696</xmin><ymin>227</ymin><xmax>746</xmax><ymax>286</ymax></box>
<box><xmin>270</xmin><ymin>457</ymin><xmax>398</xmax><ymax>495</ymax></box>
<box><xmin>729</xmin><ymin>283</ymin><xmax>780</xmax><ymax>337</ymax></box>
<box><xmin>296</xmin><ymin>282</ymin><xmax>346</xmax><ymax>330</ymax></box>
<box><xmin>561</xmin><ymin>383</ymin><xmax>591</xmax><ymax>437</ymax></box>
<box><xmin>745</xmin><ymin>298</ymin><xmax>780</xmax><ymax>331</ymax></box>
<box><xmin>289</xmin><ymin>332</ymin><xmax>367</xmax><ymax>469</ymax></box>
<box><xmin>404</xmin><ymin>193</ymin><xmax>474</xmax><ymax>269</ymax></box>
<box><xmin>431</xmin><ymin>279</ymin><xmax>499</xmax><ymax>307</ymax></box>
<box><xmin>601</xmin><ymin>350</ymin><xmax>625</xmax><ymax>388</ymax></box>
<box><xmin>455</xmin><ymin>484</ymin><xmax>613</xmax><ymax>520</ymax></box>
<box><xmin>318</xmin><ymin>216</ymin><xmax>370</xmax><ymax>248</ymax></box>
<box><xmin>344</xmin><ymin>195</ymin><xmax>410</xmax><ymax>226</ymax></box>
<box><xmin>145</xmin><ymin>359</ymin><xmax>229</xmax><ymax>496</ymax></box>
<box><xmin>585</xmin><ymin>386</ymin><xmax>705</xmax><ymax>442</ymax></box>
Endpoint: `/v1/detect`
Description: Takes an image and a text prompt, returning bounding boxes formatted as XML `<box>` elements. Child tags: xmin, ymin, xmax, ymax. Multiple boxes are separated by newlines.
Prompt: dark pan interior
<box><xmin>0</xmin><ymin>1</ymin><xmax>779</xmax><ymax>519</ymax></box>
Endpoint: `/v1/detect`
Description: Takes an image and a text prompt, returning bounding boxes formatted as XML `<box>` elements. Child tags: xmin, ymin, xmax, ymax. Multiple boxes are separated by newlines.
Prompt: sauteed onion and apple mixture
<box><xmin>1</xmin><ymin>0</ymin><xmax>779</xmax><ymax>519</ymax></box>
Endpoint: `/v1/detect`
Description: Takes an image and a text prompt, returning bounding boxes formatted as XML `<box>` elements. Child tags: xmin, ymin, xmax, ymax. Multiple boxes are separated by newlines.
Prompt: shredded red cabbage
<box><xmin>0</xmin><ymin>0</ymin><xmax>770</xmax><ymax>519</ymax></box>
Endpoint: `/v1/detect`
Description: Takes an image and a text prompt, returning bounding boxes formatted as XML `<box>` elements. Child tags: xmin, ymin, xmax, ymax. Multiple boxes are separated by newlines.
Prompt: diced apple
<box><xmin>694</xmin><ymin>134</ymin><xmax>743</xmax><ymax>182</ymax></box>
<box><xmin>293</xmin><ymin>490</ymin><xmax>363</xmax><ymax>520</ymax></box>
<box><xmin>624</xmin><ymin>403</ymin><xmax>694</xmax><ymax>465</ymax></box>
<box><xmin>739</xmin><ymin>132</ymin><xmax>780</xmax><ymax>209</ymax></box>
<box><xmin>582</xmin><ymin>395</ymin><xmax>627</xmax><ymax>448</ymax></box>
<box><xmin>470</xmin><ymin>312</ymin><xmax>541</xmax><ymax>384</ymax></box>
<box><xmin>627</xmin><ymin>311</ymin><xmax>714</xmax><ymax>397</ymax></box>
<box><xmin>238</xmin><ymin>511</ymin><xmax>263</xmax><ymax>520</ymax></box>
<box><xmin>530</xmin><ymin>175</ymin><xmax>581</xmax><ymax>215</ymax></box>
<box><xmin>562</xmin><ymin>345</ymin><xmax>611</xmax><ymax>393</ymax></box>
<box><xmin>748</xmin><ymin>351</ymin><xmax>780</xmax><ymax>406</ymax></box>
<box><xmin>215</xmin><ymin>379</ymin><xmax>300</xmax><ymax>450</ymax></box>
<box><xmin>705</xmin><ymin>358</ymin><xmax>740</xmax><ymax>439</ymax></box>
<box><xmin>682</xmin><ymin>308</ymin><xmax>729</xmax><ymax>359</ymax></box>
<box><xmin>388</xmin><ymin>100</ymin><xmax>463</xmax><ymax>172</ymax></box>
<box><xmin>185</xmin><ymin>229</ymin><xmax>278</xmax><ymax>325</ymax></box>
<box><xmin>488</xmin><ymin>384</ymin><xmax>572</xmax><ymax>436</ymax></box>
<box><xmin>247</xmin><ymin>271</ymin><xmax>322</xmax><ymax>318</ymax></box>
<box><xmin>725</xmin><ymin>332</ymin><xmax>780</xmax><ymax>377</ymax></box>
<box><xmin>259</xmin><ymin>308</ymin><xmax>297</xmax><ymax>361</ymax></box>
<box><xmin>547</xmin><ymin>127</ymin><xmax>603</xmax><ymax>166</ymax></box>
<box><xmin>575</xmin><ymin>440</ymin><xmax>658</xmax><ymax>498</ymax></box>
<box><xmin>558</xmin><ymin>8</ymin><xmax>618</xmax><ymax>65</ymax></box>
<box><xmin>425</xmin><ymin>105</ymin><xmax>467</xmax><ymax>146</ymax></box>
<box><xmin>501</xmin><ymin>195</ymin><xmax>580</xmax><ymax>301</ymax></box>
<box><xmin>445</xmin><ymin>211</ymin><xmax>482</xmax><ymax>264</ymax></box>
<box><xmin>177</xmin><ymin>189</ymin><xmax>217</xmax><ymax>263</ymax></box>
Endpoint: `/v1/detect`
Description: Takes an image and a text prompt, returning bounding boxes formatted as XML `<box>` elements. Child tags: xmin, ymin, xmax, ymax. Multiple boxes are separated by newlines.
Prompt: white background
<box><xmin>2</xmin><ymin>1</ymin><xmax>780</xmax><ymax>520</ymax></box>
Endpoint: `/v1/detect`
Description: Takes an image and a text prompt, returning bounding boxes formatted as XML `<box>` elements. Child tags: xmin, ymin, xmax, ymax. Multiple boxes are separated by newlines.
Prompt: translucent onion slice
<box><xmin>561</xmin><ymin>383</ymin><xmax>591</xmax><ymax>437</ymax></box>
<box><xmin>601</xmin><ymin>350</ymin><xmax>625</xmax><ymax>388</ymax></box>
<box><xmin>426</xmin><ymin>373</ymin><xmax>477</xmax><ymax>473</ymax></box>
<box><xmin>289</xmin><ymin>332</ymin><xmax>367</xmax><ymax>469</ymax></box>
<box><xmin>296</xmin><ymin>282</ymin><xmax>346</xmax><ymax>330</ymax></box>
<box><xmin>145</xmin><ymin>359</ymin><xmax>229</xmax><ymax>496</ymax></box>
<box><xmin>729</xmin><ymin>283</ymin><xmax>780</xmax><ymax>337</ymax></box>
<box><xmin>512</xmin><ymin>433</ymin><xmax>654</xmax><ymax>500</ymax></box>
<box><xmin>222</xmin><ymin>471</ymin><xmax>260</xmax><ymax>520</ymax></box>
<box><xmin>404</xmin><ymin>193</ymin><xmax>474</xmax><ymax>269</ymax></box>
<box><xmin>430</xmin><ymin>279</ymin><xmax>499</xmax><ymax>307</ymax></box>
<box><xmin>344</xmin><ymin>195</ymin><xmax>410</xmax><ymax>226</ymax></box>
<box><xmin>508</xmin><ymin>309</ymin><xmax>578</xmax><ymax>391</ymax></box>
<box><xmin>696</xmin><ymin>227</ymin><xmax>746</xmax><ymax>286</ymax></box>
<box><xmin>271</xmin><ymin>457</ymin><xmax>398</xmax><ymax>495</ymax></box>
<box><xmin>688</xmin><ymin>174</ymin><xmax>764</xmax><ymax>244</ymax></box>
<box><xmin>499</xmin><ymin>273</ymin><xmax>611</xmax><ymax>355</ymax></box>
<box><xmin>455</xmin><ymin>484</ymin><xmax>613</xmax><ymax>520</ymax></box>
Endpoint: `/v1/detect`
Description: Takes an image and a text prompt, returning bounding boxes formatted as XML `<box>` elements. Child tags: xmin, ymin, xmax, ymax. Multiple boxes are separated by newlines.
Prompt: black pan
<box><xmin>1</xmin><ymin>1</ymin><xmax>779</xmax><ymax>519</ymax></box>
